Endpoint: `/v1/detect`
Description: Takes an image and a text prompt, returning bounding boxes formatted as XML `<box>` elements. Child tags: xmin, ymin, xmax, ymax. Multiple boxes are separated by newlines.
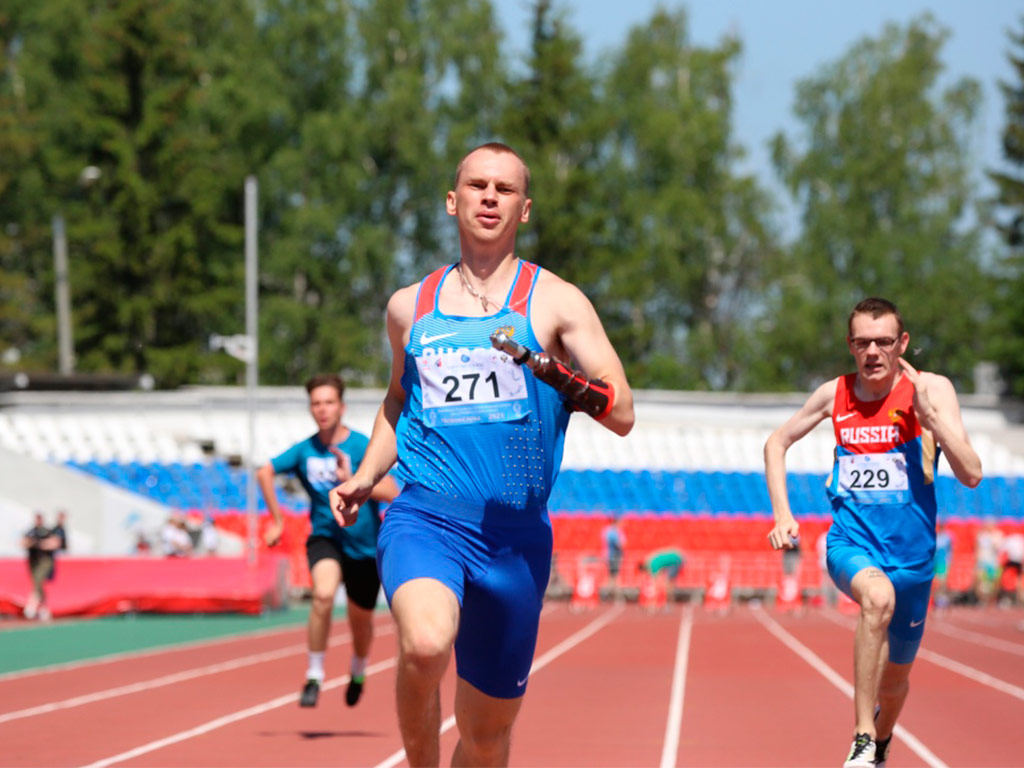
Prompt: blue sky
<box><xmin>494</xmin><ymin>1</ymin><xmax>1021</xmax><ymax>228</ymax></box>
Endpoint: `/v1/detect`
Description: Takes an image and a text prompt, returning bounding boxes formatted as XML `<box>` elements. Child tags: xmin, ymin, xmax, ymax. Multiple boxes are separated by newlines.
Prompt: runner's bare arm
<box><xmin>535</xmin><ymin>276</ymin><xmax>634</xmax><ymax>436</ymax></box>
<box><xmin>255</xmin><ymin>463</ymin><xmax>285</xmax><ymax>546</ymax></box>
<box><xmin>898</xmin><ymin>359</ymin><xmax>982</xmax><ymax>488</ymax></box>
<box><xmin>369</xmin><ymin>473</ymin><xmax>402</xmax><ymax>504</ymax></box>
<box><xmin>764</xmin><ymin>379</ymin><xmax>837</xmax><ymax>550</ymax></box>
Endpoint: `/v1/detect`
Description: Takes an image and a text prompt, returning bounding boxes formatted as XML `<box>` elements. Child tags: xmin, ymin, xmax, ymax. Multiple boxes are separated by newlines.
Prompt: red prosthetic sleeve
<box><xmin>536</xmin><ymin>357</ymin><xmax>616</xmax><ymax>421</ymax></box>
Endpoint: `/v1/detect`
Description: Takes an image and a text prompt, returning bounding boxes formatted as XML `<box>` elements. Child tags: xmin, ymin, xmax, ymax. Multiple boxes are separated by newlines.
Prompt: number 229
<box><xmin>849</xmin><ymin>468</ymin><xmax>890</xmax><ymax>489</ymax></box>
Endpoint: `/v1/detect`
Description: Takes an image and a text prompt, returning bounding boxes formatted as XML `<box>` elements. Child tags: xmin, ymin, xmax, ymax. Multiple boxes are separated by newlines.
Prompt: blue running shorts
<box><xmin>827</xmin><ymin>541</ymin><xmax>932</xmax><ymax>664</ymax></box>
<box><xmin>376</xmin><ymin>486</ymin><xmax>553</xmax><ymax>698</ymax></box>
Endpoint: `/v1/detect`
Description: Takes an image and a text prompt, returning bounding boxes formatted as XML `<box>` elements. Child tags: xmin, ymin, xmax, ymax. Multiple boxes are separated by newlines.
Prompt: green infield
<box><xmin>0</xmin><ymin>605</ymin><xmax>317</xmax><ymax>675</ymax></box>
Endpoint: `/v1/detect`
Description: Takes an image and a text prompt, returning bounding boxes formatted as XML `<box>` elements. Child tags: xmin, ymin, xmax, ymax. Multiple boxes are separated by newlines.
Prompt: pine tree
<box><xmin>988</xmin><ymin>19</ymin><xmax>1024</xmax><ymax>397</ymax></box>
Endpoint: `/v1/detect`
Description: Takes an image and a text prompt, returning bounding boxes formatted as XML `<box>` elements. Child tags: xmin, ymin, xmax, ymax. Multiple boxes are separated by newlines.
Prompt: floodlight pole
<box><xmin>244</xmin><ymin>175</ymin><xmax>259</xmax><ymax>567</ymax></box>
<box><xmin>52</xmin><ymin>214</ymin><xmax>74</xmax><ymax>375</ymax></box>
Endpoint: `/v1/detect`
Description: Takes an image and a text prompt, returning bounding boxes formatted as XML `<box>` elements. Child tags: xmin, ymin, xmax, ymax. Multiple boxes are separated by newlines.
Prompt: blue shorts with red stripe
<box><xmin>376</xmin><ymin>485</ymin><xmax>552</xmax><ymax>698</ymax></box>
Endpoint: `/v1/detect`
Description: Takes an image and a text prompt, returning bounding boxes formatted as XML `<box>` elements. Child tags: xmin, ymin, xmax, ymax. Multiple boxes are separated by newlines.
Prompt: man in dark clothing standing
<box><xmin>22</xmin><ymin>512</ymin><xmax>62</xmax><ymax>621</ymax></box>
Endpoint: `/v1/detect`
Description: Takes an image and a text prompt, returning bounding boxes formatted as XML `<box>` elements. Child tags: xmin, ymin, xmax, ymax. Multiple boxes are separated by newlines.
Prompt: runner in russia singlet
<box><xmin>394</xmin><ymin>260</ymin><xmax>570</xmax><ymax>519</ymax></box>
<box><xmin>826</xmin><ymin>373</ymin><xmax>940</xmax><ymax>582</ymax></box>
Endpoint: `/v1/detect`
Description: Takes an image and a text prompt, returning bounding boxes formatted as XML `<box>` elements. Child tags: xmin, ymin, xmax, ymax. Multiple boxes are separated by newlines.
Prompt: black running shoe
<box><xmin>872</xmin><ymin>704</ymin><xmax>892</xmax><ymax>767</ymax></box>
<box><xmin>299</xmin><ymin>678</ymin><xmax>320</xmax><ymax>707</ymax></box>
<box><xmin>843</xmin><ymin>733</ymin><xmax>876</xmax><ymax>768</ymax></box>
<box><xmin>345</xmin><ymin>675</ymin><xmax>364</xmax><ymax>707</ymax></box>
<box><xmin>874</xmin><ymin>734</ymin><xmax>892</xmax><ymax>767</ymax></box>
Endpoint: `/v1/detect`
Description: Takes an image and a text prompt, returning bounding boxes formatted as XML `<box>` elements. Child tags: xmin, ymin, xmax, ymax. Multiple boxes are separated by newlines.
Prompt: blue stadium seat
<box><xmin>59</xmin><ymin>457</ymin><xmax>1024</xmax><ymax>522</ymax></box>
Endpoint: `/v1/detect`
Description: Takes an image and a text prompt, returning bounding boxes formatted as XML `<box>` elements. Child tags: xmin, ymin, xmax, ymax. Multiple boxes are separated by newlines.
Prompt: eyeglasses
<box><xmin>850</xmin><ymin>336</ymin><xmax>899</xmax><ymax>351</ymax></box>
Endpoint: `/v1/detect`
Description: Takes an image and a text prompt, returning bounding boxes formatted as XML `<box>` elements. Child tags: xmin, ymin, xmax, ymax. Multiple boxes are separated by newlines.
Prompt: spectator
<box><xmin>782</xmin><ymin>531</ymin><xmax>803</xmax><ymax>577</ymax></box>
<box><xmin>160</xmin><ymin>513</ymin><xmax>193</xmax><ymax>557</ymax></box>
<box><xmin>49</xmin><ymin>510</ymin><xmax>69</xmax><ymax>581</ymax></box>
<box><xmin>51</xmin><ymin>510</ymin><xmax>68</xmax><ymax>552</ymax></box>
<box><xmin>547</xmin><ymin>551</ymin><xmax>570</xmax><ymax>599</ymax></box>
<box><xmin>200</xmin><ymin>515</ymin><xmax>220</xmax><ymax>556</ymax></box>
<box><xmin>638</xmin><ymin>547</ymin><xmax>686</xmax><ymax>586</ymax></box>
<box><xmin>134</xmin><ymin>531</ymin><xmax>153</xmax><ymax>555</ymax></box>
<box><xmin>998</xmin><ymin>530</ymin><xmax>1024</xmax><ymax>605</ymax></box>
<box><xmin>602</xmin><ymin>516</ymin><xmax>626</xmax><ymax>597</ymax></box>
<box><xmin>974</xmin><ymin>517</ymin><xmax>1002</xmax><ymax>606</ymax></box>
<box><xmin>22</xmin><ymin>511</ymin><xmax>61</xmax><ymax>621</ymax></box>
<box><xmin>933</xmin><ymin>521</ymin><xmax>953</xmax><ymax>609</ymax></box>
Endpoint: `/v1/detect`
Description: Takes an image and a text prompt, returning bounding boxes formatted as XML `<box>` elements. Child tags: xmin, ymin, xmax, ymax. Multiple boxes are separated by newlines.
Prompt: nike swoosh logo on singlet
<box><xmin>420</xmin><ymin>331</ymin><xmax>457</xmax><ymax>345</ymax></box>
<box><xmin>835</xmin><ymin>413</ymin><xmax>856</xmax><ymax>422</ymax></box>
<box><xmin>910</xmin><ymin>618</ymin><xmax>925</xmax><ymax>628</ymax></box>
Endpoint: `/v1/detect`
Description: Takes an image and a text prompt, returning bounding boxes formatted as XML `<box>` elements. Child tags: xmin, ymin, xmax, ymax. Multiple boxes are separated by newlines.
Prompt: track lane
<box><xmin>507</xmin><ymin>604</ymin><xmax>682</xmax><ymax>767</ymax></box>
<box><xmin>756</xmin><ymin>608</ymin><xmax>939</xmax><ymax>767</ymax></box>
<box><xmin>85</xmin><ymin>655</ymin><xmax>402</xmax><ymax>768</ymax></box>
<box><xmin>0</xmin><ymin>615</ymin><xmax>392</xmax><ymax>716</ymax></box>
<box><xmin>90</xmin><ymin>604</ymin><xmax>629</xmax><ymax>767</ymax></box>
<box><xmin>785</xmin><ymin>607</ymin><xmax>1023</xmax><ymax>767</ymax></box>
<box><xmin>677</xmin><ymin>607</ymin><xmax>854</xmax><ymax>767</ymax></box>
<box><xmin>0</xmin><ymin>620</ymin><xmax>394</xmax><ymax>767</ymax></box>
<box><xmin>4</xmin><ymin>603</ymin><xmax>1023</xmax><ymax>767</ymax></box>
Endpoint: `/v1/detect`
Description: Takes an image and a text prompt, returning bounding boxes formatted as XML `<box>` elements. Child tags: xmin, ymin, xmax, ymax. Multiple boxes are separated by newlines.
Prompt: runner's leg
<box><xmin>850</xmin><ymin>566</ymin><xmax>896</xmax><ymax>737</ymax></box>
<box><xmin>391</xmin><ymin>577</ymin><xmax>460</xmax><ymax>767</ymax></box>
<box><xmin>451</xmin><ymin>678</ymin><xmax>523</xmax><ymax>767</ymax></box>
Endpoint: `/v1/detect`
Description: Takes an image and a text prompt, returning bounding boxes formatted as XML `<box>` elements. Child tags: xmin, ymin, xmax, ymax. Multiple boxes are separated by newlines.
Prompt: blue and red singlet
<box><xmin>379</xmin><ymin>260</ymin><xmax>569</xmax><ymax>697</ymax></box>
<box><xmin>394</xmin><ymin>260</ymin><xmax>570</xmax><ymax>520</ymax></box>
<box><xmin>826</xmin><ymin>372</ymin><xmax>940</xmax><ymax>584</ymax></box>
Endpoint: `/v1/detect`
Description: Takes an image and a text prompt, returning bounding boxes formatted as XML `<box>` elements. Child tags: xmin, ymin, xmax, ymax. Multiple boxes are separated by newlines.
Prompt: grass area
<box><xmin>0</xmin><ymin>604</ymin><xmax>314</xmax><ymax>675</ymax></box>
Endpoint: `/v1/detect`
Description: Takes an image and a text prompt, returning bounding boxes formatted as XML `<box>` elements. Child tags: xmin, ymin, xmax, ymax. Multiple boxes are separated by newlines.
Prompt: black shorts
<box><xmin>306</xmin><ymin>536</ymin><xmax>381</xmax><ymax>611</ymax></box>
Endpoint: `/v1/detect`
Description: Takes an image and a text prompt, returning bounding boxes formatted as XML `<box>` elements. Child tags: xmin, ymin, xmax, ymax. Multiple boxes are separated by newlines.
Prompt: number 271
<box><xmin>443</xmin><ymin>372</ymin><xmax>499</xmax><ymax>402</ymax></box>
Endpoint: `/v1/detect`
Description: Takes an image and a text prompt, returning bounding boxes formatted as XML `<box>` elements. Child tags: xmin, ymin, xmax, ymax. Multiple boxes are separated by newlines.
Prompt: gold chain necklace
<box><xmin>457</xmin><ymin>261</ymin><xmax>497</xmax><ymax>311</ymax></box>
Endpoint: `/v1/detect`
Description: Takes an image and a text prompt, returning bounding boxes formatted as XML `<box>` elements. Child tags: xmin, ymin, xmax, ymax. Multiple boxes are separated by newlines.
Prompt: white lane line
<box><xmin>752</xmin><ymin>607</ymin><xmax>948</xmax><ymax>768</ymax></box>
<box><xmin>820</xmin><ymin>608</ymin><xmax>1024</xmax><ymax>701</ymax></box>
<box><xmin>530</xmin><ymin>603</ymin><xmax>624</xmax><ymax>674</ymax></box>
<box><xmin>79</xmin><ymin>657</ymin><xmax>398</xmax><ymax>768</ymax></box>
<box><xmin>928</xmin><ymin>621</ymin><xmax>1024</xmax><ymax>656</ymax></box>
<box><xmin>0</xmin><ymin>625</ymin><xmax>392</xmax><ymax>725</ymax></box>
<box><xmin>0</xmin><ymin>620</ymin><xmax>308</xmax><ymax>682</ymax></box>
<box><xmin>659</xmin><ymin>605</ymin><xmax>693</xmax><ymax>768</ymax></box>
<box><xmin>372</xmin><ymin>604</ymin><xmax>627</xmax><ymax>768</ymax></box>
<box><xmin>917</xmin><ymin>648</ymin><xmax>1024</xmax><ymax>702</ymax></box>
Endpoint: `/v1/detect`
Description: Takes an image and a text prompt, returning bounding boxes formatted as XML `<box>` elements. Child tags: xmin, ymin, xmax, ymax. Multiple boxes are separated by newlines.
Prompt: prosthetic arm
<box><xmin>490</xmin><ymin>331</ymin><xmax>615</xmax><ymax>420</ymax></box>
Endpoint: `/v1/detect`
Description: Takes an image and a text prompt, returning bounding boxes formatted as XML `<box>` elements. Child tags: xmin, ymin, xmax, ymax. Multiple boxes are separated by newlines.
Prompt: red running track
<box><xmin>2</xmin><ymin>603</ymin><xmax>1023</xmax><ymax>767</ymax></box>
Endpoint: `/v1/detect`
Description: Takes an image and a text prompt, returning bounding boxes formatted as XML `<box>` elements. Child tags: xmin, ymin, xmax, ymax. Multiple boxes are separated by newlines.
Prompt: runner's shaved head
<box><xmin>454</xmin><ymin>142</ymin><xmax>531</xmax><ymax>195</ymax></box>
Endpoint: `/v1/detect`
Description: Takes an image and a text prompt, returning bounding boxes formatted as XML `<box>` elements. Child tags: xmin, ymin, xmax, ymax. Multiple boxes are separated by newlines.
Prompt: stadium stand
<box><xmin>2</xmin><ymin>387</ymin><xmax>1023</xmax><ymax>611</ymax></box>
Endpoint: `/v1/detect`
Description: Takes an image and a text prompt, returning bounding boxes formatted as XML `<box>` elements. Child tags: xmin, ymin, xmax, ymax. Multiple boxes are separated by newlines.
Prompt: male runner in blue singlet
<box><xmin>764</xmin><ymin>298</ymin><xmax>981</xmax><ymax>768</ymax></box>
<box><xmin>257</xmin><ymin>373</ymin><xmax>399</xmax><ymax>709</ymax></box>
<box><xmin>330</xmin><ymin>143</ymin><xmax>634</xmax><ymax>766</ymax></box>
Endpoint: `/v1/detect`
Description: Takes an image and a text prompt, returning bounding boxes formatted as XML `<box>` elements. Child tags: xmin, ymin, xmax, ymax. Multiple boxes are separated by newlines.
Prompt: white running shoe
<box><xmin>843</xmin><ymin>733</ymin><xmax>876</xmax><ymax>768</ymax></box>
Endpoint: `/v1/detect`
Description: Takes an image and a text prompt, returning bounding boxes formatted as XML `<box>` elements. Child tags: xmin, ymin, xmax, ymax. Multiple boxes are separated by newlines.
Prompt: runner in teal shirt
<box><xmin>257</xmin><ymin>373</ymin><xmax>399</xmax><ymax>709</ymax></box>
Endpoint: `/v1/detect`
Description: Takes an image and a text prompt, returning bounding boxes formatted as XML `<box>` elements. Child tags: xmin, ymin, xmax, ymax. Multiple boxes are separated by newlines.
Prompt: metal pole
<box><xmin>52</xmin><ymin>214</ymin><xmax>74</xmax><ymax>375</ymax></box>
<box><xmin>245</xmin><ymin>176</ymin><xmax>259</xmax><ymax>566</ymax></box>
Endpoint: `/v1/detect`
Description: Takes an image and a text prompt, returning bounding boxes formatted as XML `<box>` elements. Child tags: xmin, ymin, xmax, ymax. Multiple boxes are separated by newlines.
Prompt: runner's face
<box><xmin>847</xmin><ymin>312</ymin><xmax>908</xmax><ymax>382</ymax></box>
<box><xmin>446</xmin><ymin>150</ymin><xmax>531</xmax><ymax>244</ymax></box>
<box><xmin>308</xmin><ymin>386</ymin><xmax>343</xmax><ymax>432</ymax></box>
